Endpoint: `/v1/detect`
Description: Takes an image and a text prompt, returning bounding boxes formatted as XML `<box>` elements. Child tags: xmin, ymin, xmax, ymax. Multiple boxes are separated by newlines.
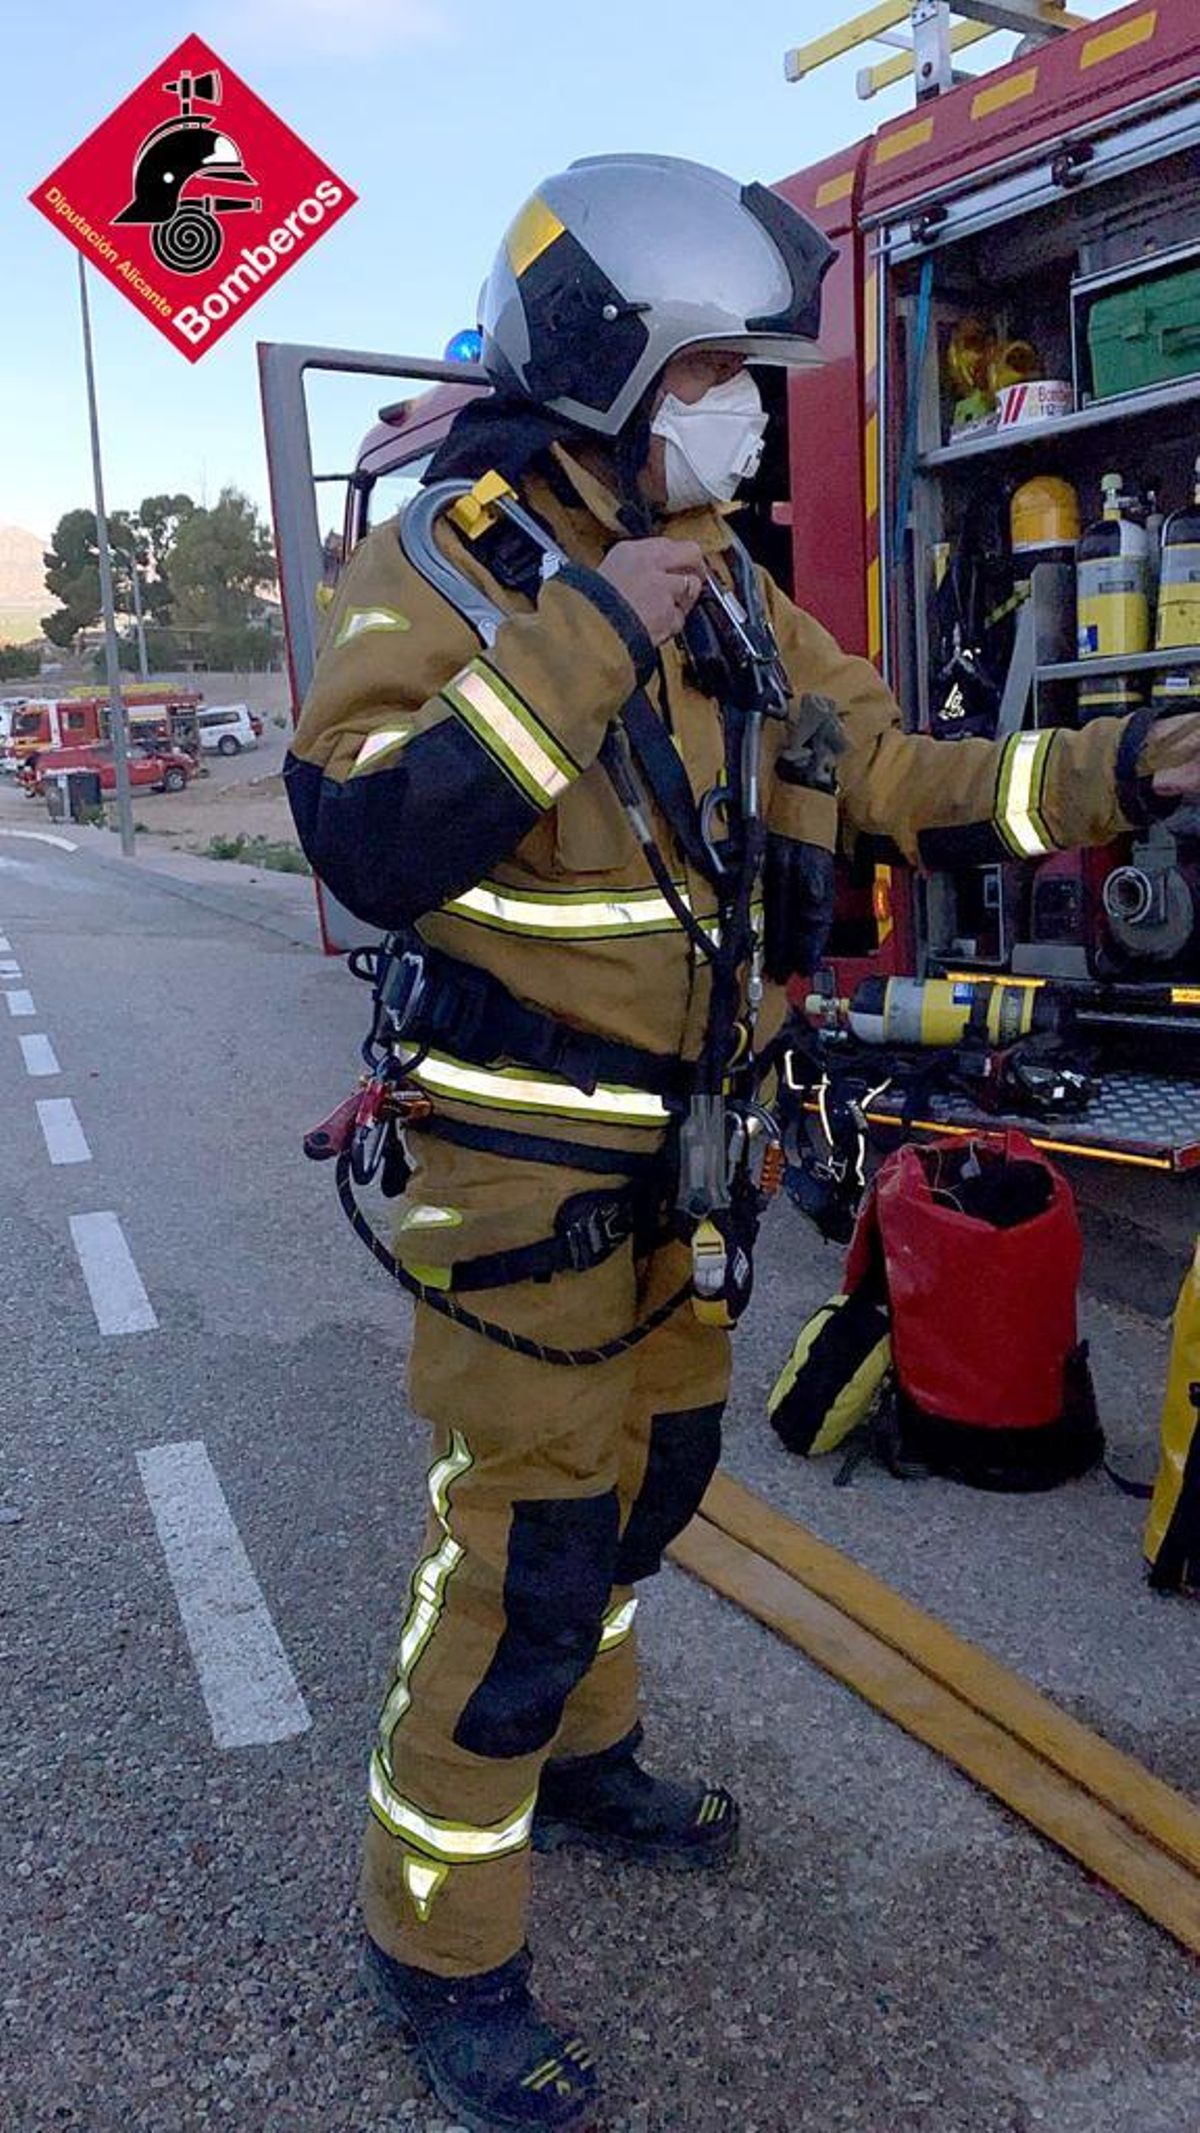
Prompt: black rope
<box><xmin>336</xmin><ymin>1153</ymin><xmax>691</xmax><ymax>1367</ymax></box>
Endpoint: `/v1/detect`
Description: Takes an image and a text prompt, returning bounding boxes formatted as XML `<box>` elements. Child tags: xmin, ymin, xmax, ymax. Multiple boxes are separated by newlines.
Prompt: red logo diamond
<box><xmin>29</xmin><ymin>34</ymin><xmax>356</xmax><ymax>361</ymax></box>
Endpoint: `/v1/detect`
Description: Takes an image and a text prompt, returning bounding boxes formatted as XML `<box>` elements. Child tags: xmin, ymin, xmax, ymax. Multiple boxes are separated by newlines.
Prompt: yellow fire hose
<box><xmin>670</xmin><ymin>1471</ymin><xmax>1200</xmax><ymax>1955</ymax></box>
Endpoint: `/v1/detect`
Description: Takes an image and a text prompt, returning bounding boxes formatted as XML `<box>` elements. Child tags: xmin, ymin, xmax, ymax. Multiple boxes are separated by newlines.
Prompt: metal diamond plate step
<box><xmin>865</xmin><ymin>1069</ymin><xmax>1200</xmax><ymax>1172</ymax></box>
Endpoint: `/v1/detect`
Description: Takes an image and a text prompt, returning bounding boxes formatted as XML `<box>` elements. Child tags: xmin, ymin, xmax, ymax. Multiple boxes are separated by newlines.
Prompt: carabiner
<box><xmin>700</xmin><ymin>784</ymin><xmax>737</xmax><ymax>878</ymax></box>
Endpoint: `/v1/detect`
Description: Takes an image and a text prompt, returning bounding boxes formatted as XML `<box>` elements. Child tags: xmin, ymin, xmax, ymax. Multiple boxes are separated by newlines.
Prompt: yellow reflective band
<box><xmin>996</xmin><ymin>732</ymin><xmax>1055</xmax><ymax>859</ymax></box>
<box><xmin>404</xmin><ymin>1261</ymin><xmax>453</xmax><ymax>1289</ymax></box>
<box><xmin>430</xmin><ymin>1429</ymin><xmax>472</xmax><ymax>1523</ymax></box>
<box><xmin>378</xmin><ymin>1432</ymin><xmax>472</xmax><ymax>1746</ymax></box>
<box><xmin>1080</xmin><ymin>9</ymin><xmax>1156</xmax><ymax>69</ymax></box>
<box><xmin>411</xmin><ymin>1050</ymin><xmax>671</xmax><ymax>1127</ymax></box>
<box><xmin>443</xmin><ymin>661</ymin><xmax>576</xmax><ymax>808</ymax></box>
<box><xmin>334</xmin><ymin>604</ymin><xmax>412</xmax><ymax>648</ymax></box>
<box><xmin>971</xmin><ymin>66</ymin><xmax>1037</xmax><ymax>121</ymax></box>
<box><xmin>352</xmin><ymin>725</ymin><xmax>413</xmax><ymax>774</ymax></box>
<box><xmin>443</xmin><ymin>880</ymin><xmax>689</xmax><ymax>940</ymax></box>
<box><xmin>598</xmin><ymin>1595</ymin><xmax>638</xmax><ymax>1652</ymax></box>
<box><xmin>507</xmin><ymin>196</ymin><xmax>566</xmax><ymax>277</ymax></box>
<box><xmin>816</xmin><ymin>169</ymin><xmax>855</xmax><ymax>209</ymax></box>
<box><xmin>524</xmin><ymin>2061</ymin><xmax>572</xmax><ymax>2094</ymax></box>
<box><xmin>368</xmin><ymin>1753</ymin><xmax>536</xmax><ymax>1860</ymax></box>
<box><xmin>402</xmin><ymin>1854</ymin><xmax>448</xmax><ymax>1921</ymax></box>
<box><xmin>874</xmin><ymin>115</ymin><xmax>934</xmax><ymax>166</ymax></box>
<box><xmin>395</xmin><ymin>1202</ymin><xmax>463</xmax><ymax>1231</ymax></box>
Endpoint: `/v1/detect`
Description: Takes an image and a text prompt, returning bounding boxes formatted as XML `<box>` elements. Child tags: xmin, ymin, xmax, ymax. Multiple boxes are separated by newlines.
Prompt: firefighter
<box><xmin>286</xmin><ymin>155</ymin><xmax>1200</xmax><ymax>2131</ymax></box>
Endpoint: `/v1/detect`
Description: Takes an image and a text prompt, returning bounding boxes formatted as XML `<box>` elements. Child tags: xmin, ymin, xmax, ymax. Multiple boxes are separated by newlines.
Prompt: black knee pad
<box><xmin>615</xmin><ymin>1403</ymin><xmax>724</xmax><ymax>1585</ymax></box>
<box><xmin>455</xmin><ymin>1489</ymin><xmax>620</xmax><ymax>1760</ymax></box>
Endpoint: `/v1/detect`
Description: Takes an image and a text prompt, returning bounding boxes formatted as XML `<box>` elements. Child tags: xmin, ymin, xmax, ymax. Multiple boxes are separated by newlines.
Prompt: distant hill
<box><xmin>0</xmin><ymin>525</ymin><xmax>48</xmax><ymax>644</ymax></box>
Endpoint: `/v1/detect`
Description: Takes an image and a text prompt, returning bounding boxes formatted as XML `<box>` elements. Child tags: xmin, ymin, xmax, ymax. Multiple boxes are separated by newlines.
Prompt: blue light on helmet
<box><xmin>444</xmin><ymin>327</ymin><xmax>483</xmax><ymax>365</ymax></box>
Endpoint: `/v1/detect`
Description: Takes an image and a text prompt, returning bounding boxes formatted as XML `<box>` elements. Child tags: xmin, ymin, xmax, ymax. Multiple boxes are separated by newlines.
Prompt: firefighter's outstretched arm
<box><xmin>764</xmin><ymin>582</ymin><xmax>1200</xmax><ymax>864</ymax></box>
<box><xmin>285</xmin><ymin>524</ymin><xmax>657</xmax><ymax>931</ymax></box>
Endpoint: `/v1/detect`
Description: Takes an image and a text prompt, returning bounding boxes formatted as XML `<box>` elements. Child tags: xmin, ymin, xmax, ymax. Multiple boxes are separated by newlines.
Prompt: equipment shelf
<box><xmin>919</xmin><ymin>372</ymin><xmax>1200</xmax><ymax>469</ymax></box>
<box><xmin>1037</xmin><ymin>645</ymin><xmax>1200</xmax><ymax>683</ymax></box>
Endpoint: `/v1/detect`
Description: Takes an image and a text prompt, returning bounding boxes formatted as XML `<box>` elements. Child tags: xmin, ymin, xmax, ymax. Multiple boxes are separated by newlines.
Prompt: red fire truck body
<box><xmin>260</xmin><ymin>0</ymin><xmax>1200</xmax><ymax>1168</ymax></box>
<box><xmin>8</xmin><ymin>697</ymin><xmax>104</xmax><ymax>761</ymax></box>
<box><xmin>6</xmin><ymin>685</ymin><xmax>202</xmax><ymax>765</ymax></box>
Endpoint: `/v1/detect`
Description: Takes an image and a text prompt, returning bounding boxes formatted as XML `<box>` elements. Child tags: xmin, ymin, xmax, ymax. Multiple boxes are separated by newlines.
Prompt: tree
<box><xmin>43</xmin><ymin>510</ymin><xmax>101</xmax><ymax>645</ymax></box>
<box><xmin>42</xmin><ymin>506</ymin><xmax>140</xmax><ymax>647</ymax></box>
<box><xmin>133</xmin><ymin>493</ymin><xmax>195</xmax><ymax>623</ymax></box>
<box><xmin>0</xmin><ymin>644</ymin><xmax>40</xmax><ymax>680</ymax></box>
<box><xmin>164</xmin><ymin>488</ymin><xmax>275</xmax><ymax>635</ymax></box>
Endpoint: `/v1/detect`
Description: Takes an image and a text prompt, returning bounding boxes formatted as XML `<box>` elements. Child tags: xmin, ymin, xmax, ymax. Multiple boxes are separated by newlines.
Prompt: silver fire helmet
<box><xmin>478</xmin><ymin>153</ymin><xmax>837</xmax><ymax>435</ymax></box>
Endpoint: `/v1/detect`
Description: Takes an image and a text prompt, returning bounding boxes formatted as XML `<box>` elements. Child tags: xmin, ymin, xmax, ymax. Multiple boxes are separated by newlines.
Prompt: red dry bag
<box><xmin>846</xmin><ymin>1132</ymin><xmax>1101</xmax><ymax>1491</ymax></box>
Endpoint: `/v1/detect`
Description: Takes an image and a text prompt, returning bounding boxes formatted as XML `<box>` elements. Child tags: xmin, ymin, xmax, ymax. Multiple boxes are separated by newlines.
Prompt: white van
<box><xmin>197</xmin><ymin>703</ymin><xmax>261</xmax><ymax>756</ymax></box>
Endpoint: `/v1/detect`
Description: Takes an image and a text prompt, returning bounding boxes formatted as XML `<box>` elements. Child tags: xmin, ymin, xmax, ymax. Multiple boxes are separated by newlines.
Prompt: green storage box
<box><xmin>1088</xmin><ymin>265</ymin><xmax>1200</xmax><ymax>399</ymax></box>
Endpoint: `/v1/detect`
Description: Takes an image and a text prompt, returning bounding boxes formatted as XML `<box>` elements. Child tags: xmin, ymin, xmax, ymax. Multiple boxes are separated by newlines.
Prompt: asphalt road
<box><xmin>3</xmin><ymin>824</ymin><xmax>1199</xmax><ymax>2133</ymax></box>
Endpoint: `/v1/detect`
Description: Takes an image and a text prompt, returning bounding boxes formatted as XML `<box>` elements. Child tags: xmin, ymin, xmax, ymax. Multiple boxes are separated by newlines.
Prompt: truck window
<box><xmin>362</xmin><ymin>456</ymin><xmax>433</xmax><ymax>533</ymax></box>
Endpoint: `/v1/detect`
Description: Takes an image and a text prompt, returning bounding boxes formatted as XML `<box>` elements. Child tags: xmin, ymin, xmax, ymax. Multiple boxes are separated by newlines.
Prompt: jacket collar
<box><xmin>549</xmin><ymin>445</ymin><xmax>735</xmax><ymax>556</ymax></box>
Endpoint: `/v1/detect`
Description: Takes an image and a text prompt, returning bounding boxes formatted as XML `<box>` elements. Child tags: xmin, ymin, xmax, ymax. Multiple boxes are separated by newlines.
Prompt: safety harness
<box><xmin>306</xmin><ymin>459</ymin><xmax>808</xmax><ymax>1358</ymax></box>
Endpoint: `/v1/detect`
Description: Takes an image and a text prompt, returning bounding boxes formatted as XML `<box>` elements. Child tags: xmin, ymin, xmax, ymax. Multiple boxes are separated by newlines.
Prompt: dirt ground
<box><xmin>75</xmin><ymin>671</ymin><xmax>301</xmax><ymax>860</ymax></box>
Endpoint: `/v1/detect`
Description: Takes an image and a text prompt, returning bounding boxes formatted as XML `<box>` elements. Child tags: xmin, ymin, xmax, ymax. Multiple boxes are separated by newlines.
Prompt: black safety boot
<box><xmin>361</xmin><ymin>1936</ymin><xmax>599</xmax><ymax>2132</ymax></box>
<box><xmin>533</xmin><ymin>1725</ymin><xmax>740</xmax><ymax>1869</ymax></box>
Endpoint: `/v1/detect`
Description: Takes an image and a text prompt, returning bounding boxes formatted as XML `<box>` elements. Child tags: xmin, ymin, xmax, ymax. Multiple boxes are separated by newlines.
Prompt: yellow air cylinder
<box><xmin>1153</xmin><ymin>455</ymin><xmax>1200</xmax><ymax>714</ymax></box>
<box><xmin>1076</xmin><ymin>473</ymin><xmax>1151</xmax><ymax>720</ymax></box>
<box><xmin>841</xmin><ymin>976</ymin><xmax>1054</xmax><ymax>1049</ymax></box>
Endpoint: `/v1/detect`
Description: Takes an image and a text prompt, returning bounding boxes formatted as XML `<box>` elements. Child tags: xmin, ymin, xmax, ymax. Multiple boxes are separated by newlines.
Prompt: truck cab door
<box><xmin>257</xmin><ymin>343</ymin><xmax>486</xmax><ymax>953</ymax></box>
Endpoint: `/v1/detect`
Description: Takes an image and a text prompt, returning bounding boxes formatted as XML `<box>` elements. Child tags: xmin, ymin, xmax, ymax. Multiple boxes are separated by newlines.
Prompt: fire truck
<box><xmin>4</xmin><ymin>683</ymin><xmax>203</xmax><ymax>767</ymax></box>
<box><xmin>260</xmin><ymin>0</ymin><xmax>1200</xmax><ymax>1173</ymax></box>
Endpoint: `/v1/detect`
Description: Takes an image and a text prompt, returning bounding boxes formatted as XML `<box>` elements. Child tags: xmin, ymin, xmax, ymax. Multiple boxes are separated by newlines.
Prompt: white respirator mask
<box><xmin>650</xmin><ymin>370</ymin><xmax>769</xmax><ymax>512</ymax></box>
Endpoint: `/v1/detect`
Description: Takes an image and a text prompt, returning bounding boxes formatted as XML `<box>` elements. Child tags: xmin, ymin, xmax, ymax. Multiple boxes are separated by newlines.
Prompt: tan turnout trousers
<box><xmin>360</xmin><ymin>1138</ymin><xmax>730</xmax><ymax>1977</ymax></box>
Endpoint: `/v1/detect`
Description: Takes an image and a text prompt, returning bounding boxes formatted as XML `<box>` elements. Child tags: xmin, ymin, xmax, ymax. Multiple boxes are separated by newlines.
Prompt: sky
<box><xmin>1</xmin><ymin>0</ymin><xmax>1135</xmax><ymax>545</ymax></box>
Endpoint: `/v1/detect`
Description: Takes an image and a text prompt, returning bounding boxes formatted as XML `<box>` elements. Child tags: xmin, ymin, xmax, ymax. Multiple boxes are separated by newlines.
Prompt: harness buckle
<box><xmin>377</xmin><ymin>943</ymin><xmax>429</xmax><ymax>1041</ymax></box>
<box><xmin>558</xmin><ymin>1191</ymin><xmax>635</xmax><ymax>1274</ymax></box>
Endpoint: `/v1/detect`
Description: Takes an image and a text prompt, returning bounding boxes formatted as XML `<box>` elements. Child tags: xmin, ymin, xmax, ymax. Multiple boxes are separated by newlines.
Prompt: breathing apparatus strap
<box><xmin>617</xmin><ymin>692</ymin><xmax>723</xmax><ymax>886</ymax></box>
<box><xmin>423</xmin><ymin>1111</ymin><xmax>670</xmax><ymax>1179</ymax></box>
<box><xmin>369</xmin><ymin>929</ymin><xmax>685</xmax><ymax>1099</ymax></box>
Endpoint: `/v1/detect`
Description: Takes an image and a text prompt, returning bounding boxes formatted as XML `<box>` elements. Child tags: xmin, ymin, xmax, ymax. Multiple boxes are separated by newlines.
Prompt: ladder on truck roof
<box><xmin>784</xmin><ymin>1</ymin><xmax>1097</xmax><ymax>103</ymax></box>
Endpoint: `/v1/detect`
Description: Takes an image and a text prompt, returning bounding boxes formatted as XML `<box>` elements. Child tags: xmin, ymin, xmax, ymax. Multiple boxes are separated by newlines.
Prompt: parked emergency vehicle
<box><xmin>5</xmin><ymin>685</ymin><xmax>203</xmax><ymax>767</ymax></box>
<box><xmin>260</xmin><ymin>0</ymin><xmax>1200</xmax><ymax>1172</ymax></box>
<box><xmin>8</xmin><ymin>696</ymin><xmax>103</xmax><ymax>763</ymax></box>
<box><xmin>19</xmin><ymin>739</ymin><xmax>197</xmax><ymax>798</ymax></box>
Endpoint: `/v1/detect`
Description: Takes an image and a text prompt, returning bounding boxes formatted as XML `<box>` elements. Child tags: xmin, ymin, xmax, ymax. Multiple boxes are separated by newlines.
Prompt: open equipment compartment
<box><xmin>883</xmin><ymin>117</ymin><xmax>1200</xmax><ymax>1005</ymax></box>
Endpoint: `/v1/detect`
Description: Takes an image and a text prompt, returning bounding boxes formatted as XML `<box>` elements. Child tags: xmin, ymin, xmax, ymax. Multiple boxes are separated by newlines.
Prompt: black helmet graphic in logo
<box><xmin>114</xmin><ymin>69</ymin><xmax>260</xmax><ymax>274</ymax></box>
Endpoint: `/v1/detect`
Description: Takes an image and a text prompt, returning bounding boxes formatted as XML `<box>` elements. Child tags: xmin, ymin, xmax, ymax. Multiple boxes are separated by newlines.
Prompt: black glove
<box><xmin>762</xmin><ymin>832</ymin><xmax>835</xmax><ymax>982</ymax></box>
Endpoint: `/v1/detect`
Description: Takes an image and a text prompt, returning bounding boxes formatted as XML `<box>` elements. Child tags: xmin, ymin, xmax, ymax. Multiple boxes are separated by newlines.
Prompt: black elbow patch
<box><xmin>918</xmin><ymin>821</ymin><xmax>1010</xmax><ymax>870</ymax></box>
<box><xmin>284</xmin><ymin>725</ymin><xmax>541</xmax><ymax>930</ymax></box>
<box><xmin>455</xmin><ymin>1490</ymin><xmax>620</xmax><ymax>1760</ymax></box>
<box><xmin>615</xmin><ymin>1404</ymin><xmax>724</xmax><ymax>1584</ymax></box>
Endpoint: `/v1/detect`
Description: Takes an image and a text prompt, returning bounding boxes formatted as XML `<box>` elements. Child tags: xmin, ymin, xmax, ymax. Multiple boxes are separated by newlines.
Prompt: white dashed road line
<box><xmin>5</xmin><ymin>990</ymin><xmax>35</xmax><ymax>1017</ymax></box>
<box><xmin>37</xmin><ymin>1097</ymin><xmax>92</xmax><ymax>1165</ymax></box>
<box><xmin>0</xmin><ymin>935</ymin><xmax>10</xmax><ymax>951</ymax></box>
<box><xmin>19</xmin><ymin>1035</ymin><xmax>60</xmax><ymax>1077</ymax></box>
<box><xmin>69</xmin><ymin>1211</ymin><xmax>158</xmax><ymax>1335</ymax></box>
<box><xmin>0</xmin><ymin>829</ymin><xmax>78</xmax><ymax>851</ymax></box>
<box><xmin>136</xmin><ymin>1441</ymin><xmax>313</xmax><ymax>1750</ymax></box>
<box><xmin>0</xmin><ymin>960</ymin><xmax>20</xmax><ymax>976</ymax></box>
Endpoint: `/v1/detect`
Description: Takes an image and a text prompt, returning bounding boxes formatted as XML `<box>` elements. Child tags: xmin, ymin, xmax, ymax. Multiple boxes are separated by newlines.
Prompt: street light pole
<box><xmin>76</xmin><ymin>256</ymin><xmax>135</xmax><ymax>858</ymax></box>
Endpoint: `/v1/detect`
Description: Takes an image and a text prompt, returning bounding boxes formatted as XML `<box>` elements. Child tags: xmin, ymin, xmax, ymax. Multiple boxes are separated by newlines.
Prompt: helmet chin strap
<box><xmin>613</xmin><ymin>384</ymin><xmax>660</xmax><ymax>538</ymax></box>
